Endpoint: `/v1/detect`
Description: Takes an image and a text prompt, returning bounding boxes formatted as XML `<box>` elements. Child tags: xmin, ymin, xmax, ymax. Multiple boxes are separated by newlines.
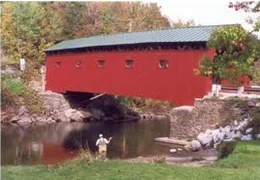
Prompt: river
<box><xmin>1</xmin><ymin>119</ymin><xmax>179</xmax><ymax>165</ymax></box>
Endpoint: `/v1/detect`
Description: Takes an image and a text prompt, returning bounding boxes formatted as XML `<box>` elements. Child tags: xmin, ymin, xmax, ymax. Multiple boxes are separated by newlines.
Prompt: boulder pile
<box><xmin>189</xmin><ymin>117</ymin><xmax>260</xmax><ymax>151</ymax></box>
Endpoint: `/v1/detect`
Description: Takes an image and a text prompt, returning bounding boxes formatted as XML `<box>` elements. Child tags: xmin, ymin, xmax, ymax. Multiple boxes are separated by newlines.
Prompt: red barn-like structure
<box><xmin>45</xmin><ymin>25</ymin><xmax>231</xmax><ymax>105</ymax></box>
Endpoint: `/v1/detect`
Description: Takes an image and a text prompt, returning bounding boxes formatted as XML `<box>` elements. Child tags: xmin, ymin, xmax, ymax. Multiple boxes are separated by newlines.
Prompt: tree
<box><xmin>196</xmin><ymin>25</ymin><xmax>260</xmax><ymax>85</ymax></box>
<box><xmin>139</xmin><ymin>3</ymin><xmax>170</xmax><ymax>30</ymax></box>
<box><xmin>1</xmin><ymin>1</ymin><xmax>172</xmax><ymax>114</ymax></box>
<box><xmin>196</xmin><ymin>1</ymin><xmax>260</xmax><ymax>86</ymax></box>
<box><xmin>2</xmin><ymin>2</ymin><xmax>63</xmax><ymax>72</ymax></box>
<box><xmin>172</xmin><ymin>19</ymin><xmax>196</xmax><ymax>28</ymax></box>
<box><xmin>229</xmin><ymin>1</ymin><xmax>260</xmax><ymax>31</ymax></box>
<box><xmin>228</xmin><ymin>1</ymin><xmax>260</xmax><ymax>85</ymax></box>
<box><xmin>1</xmin><ymin>1</ymin><xmax>171</xmax><ymax>81</ymax></box>
<box><xmin>98</xmin><ymin>3</ymin><xmax>113</xmax><ymax>35</ymax></box>
<box><xmin>62</xmin><ymin>2</ymin><xmax>91</xmax><ymax>38</ymax></box>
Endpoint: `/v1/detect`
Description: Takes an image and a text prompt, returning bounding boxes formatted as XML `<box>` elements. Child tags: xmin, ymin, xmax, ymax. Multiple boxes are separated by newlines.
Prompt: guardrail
<box><xmin>221</xmin><ymin>85</ymin><xmax>260</xmax><ymax>93</ymax></box>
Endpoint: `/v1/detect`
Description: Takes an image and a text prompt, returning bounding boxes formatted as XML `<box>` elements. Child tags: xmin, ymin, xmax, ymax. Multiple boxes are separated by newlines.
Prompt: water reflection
<box><xmin>1</xmin><ymin>119</ymin><xmax>173</xmax><ymax>165</ymax></box>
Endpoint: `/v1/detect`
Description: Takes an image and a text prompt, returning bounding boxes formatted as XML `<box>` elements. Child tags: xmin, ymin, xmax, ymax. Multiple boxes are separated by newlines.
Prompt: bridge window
<box><xmin>98</xmin><ymin>60</ymin><xmax>105</xmax><ymax>68</ymax></box>
<box><xmin>158</xmin><ymin>60</ymin><xmax>169</xmax><ymax>69</ymax></box>
<box><xmin>56</xmin><ymin>61</ymin><xmax>61</xmax><ymax>68</ymax></box>
<box><xmin>125</xmin><ymin>60</ymin><xmax>134</xmax><ymax>68</ymax></box>
<box><xmin>76</xmin><ymin>61</ymin><xmax>82</xmax><ymax>68</ymax></box>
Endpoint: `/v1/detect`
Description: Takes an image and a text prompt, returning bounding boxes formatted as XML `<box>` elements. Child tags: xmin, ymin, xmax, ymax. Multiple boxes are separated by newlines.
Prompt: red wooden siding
<box><xmin>45</xmin><ymin>49</ymin><xmax>214</xmax><ymax>106</ymax></box>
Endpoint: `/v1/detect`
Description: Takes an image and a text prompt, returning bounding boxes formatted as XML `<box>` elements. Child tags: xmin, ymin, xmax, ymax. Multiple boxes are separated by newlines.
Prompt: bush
<box><xmin>1</xmin><ymin>73</ymin><xmax>26</xmax><ymax>94</ymax></box>
<box><xmin>1</xmin><ymin>74</ymin><xmax>24</xmax><ymax>109</ymax></box>
<box><xmin>247</xmin><ymin>111</ymin><xmax>260</xmax><ymax>137</ymax></box>
<box><xmin>216</xmin><ymin>142</ymin><xmax>236</xmax><ymax>159</ymax></box>
<box><xmin>1</xmin><ymin>81</ymin><xmax>19</xmax><ymax>110</ymax></box>
<box><xmin>118</xmin><ymin>96</ymin><xmax>174</xmax><ymax>113</ymax></box>
<box><xmin>1</xmin><ymin>73</ymin><xmax>45</xmax><ymax>115</ymax></box>
<box><xmin>22</xmin><ymin>89</ymin><xmax>45</xmax><ymax>115</ymax></box>
<box><xmin>152</xmin><ymin>156</ymin><xmax>166</xmax><ymax>164</ymax></box>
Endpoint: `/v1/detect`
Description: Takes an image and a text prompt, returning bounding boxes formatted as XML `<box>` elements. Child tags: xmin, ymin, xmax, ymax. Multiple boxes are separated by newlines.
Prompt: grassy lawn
<box><xmin>2</xmin><ymin>141</ymin><xmax>260</xmax><ymax>180</ymax></box>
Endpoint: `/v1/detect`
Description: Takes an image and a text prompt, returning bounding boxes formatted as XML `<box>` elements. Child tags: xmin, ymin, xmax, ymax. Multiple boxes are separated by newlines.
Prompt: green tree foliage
<box><xmin>2</xmin><ymin>2</ymin><xmax>170</xmax><ymax>73</ymax></box>
<box><xmin>196</xmin><ymin>25</ymin><xmax>260</xmax><ymax>85</ymax></box>
<box><xmin>196</xmin><ymin>1</ymin><xmax>260</xmax><ymax>85</ymax></box>
<box><xmin>2</xmin><ymin>2</ymin><xmax>62</xmax><ymax>67</ymax></box>
<box><xmin>1</xmin><ymin>1</ymin><xmax>171</xmax><ymax>114</ymax></box>
<box><xmin>88</xmin><ymin>2</ymin><xmax>170</xmax><ymax>34</ymax></box>
<box><xmin>62</xmin><ymin>2</ymin><xmax>90</xmax><ymax>38</ymax></box>
<box><xmin>228</xmin><ymin>1</ymin><xmax>260</xmax><ymax>53</ymax></box>
<box><xmin>136</xmin><ymin>2</ymin><xmax>170</xmax><ymax>30</ymax></box>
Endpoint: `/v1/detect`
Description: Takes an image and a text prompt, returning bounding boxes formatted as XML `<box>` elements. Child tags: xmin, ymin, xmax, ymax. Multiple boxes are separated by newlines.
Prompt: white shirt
<box><xmin>96</xmin><ymin>137</ymin><xmax>109</xmax><ymax>146</ymax></box>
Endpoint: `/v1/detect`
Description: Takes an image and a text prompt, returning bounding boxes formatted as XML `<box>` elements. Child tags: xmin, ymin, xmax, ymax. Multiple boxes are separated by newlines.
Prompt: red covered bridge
<box><xmin>45</xmin><ymin>25</ymin><xmax>233</xmax><ymax>105</ymax></box>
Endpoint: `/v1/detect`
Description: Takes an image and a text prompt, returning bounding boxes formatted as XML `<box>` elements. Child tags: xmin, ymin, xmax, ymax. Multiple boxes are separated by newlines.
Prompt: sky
<box><xmin>12</xmin><ymin>0</ymin><xmax>258</xmax><ymax>33</ymax></box>
<box><xmin>142</xmin><ymin>0</ymin><xmax>257</xmax><ymax>31</ymax></box>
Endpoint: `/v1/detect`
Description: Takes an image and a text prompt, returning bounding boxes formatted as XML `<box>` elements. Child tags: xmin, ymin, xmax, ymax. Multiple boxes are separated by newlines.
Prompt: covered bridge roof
<box><xmin>46</xmin><ymin>24</ymin><xmax>239</xmax><ymax>52</ymax></box>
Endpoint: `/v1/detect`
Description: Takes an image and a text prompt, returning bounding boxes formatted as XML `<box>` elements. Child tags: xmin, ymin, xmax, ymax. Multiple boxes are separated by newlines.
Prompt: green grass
<box><xmin>1</xmin><ymin>73</ymin><xmax>45</xmax><ymax>114</ymax></box>
<box><xmin>1</xmin><ymin>74</ymin><xmax>26</xmax><ymax>95</ymax></box>
<box><xmin>213</xmin><ymin>141</ymin><xmax>260</xmax><ymax>169</ymax></box>
<box><xmin>2</xmin><ymin>141</ymin><xmax>260</xmax><ymax>180</ymax></box>
<box><xmin>5</xmin><ymin>79</ymin><xmax>26</xmax><ymax>94</ymax></box>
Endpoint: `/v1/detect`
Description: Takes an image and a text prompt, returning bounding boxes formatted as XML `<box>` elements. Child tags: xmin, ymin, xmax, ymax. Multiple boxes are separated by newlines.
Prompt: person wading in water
<box><xmin>96</xmin><ymin>134</ymin><xmax>113</xmax><ymax>160</ymax></box>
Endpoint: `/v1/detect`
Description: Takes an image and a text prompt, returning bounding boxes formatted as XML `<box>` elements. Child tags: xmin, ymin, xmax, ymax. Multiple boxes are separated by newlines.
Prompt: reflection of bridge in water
<box><xmin>1</xmin><ymin>123</ymin><xmax>90</xmax><ymax>165</ymax></box>
<box><xmin>1</xmin><ymin>119</ymin><xmax>171</xmax><ymax>165</ymax></box>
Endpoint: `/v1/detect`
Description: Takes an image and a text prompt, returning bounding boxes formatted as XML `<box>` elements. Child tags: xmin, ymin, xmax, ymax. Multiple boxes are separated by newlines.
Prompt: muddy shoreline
<box><xmin>125</xmin><ymin>148</ymin><xmax>218</xmax><ymax>167</ymax></box>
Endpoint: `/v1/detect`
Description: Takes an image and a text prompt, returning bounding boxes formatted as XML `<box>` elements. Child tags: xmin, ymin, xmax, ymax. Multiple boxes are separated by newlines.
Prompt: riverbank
<box><xmin>125</xmin><ymin>148</ymin><xmax>218</xmax><ymax>167</ymax></box>
<box><xmin>2</xmin><ymin>141</ymin><xmax>260</xmax><ymax>180</ymax></box>
<box><xmin>1</xmin><ymin>90</ymin><xmax>172</xmax><ymax>125</ymax></box>
<box><xmin>1</xmin><ymin>91</ymin><xmax>141</xmax><ymax>124</ymax></box>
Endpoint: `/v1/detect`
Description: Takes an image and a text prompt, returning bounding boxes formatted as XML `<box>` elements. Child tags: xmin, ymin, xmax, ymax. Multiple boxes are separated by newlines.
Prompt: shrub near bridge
<box><xmin>1</xmin><ymin>73</ymin><xmax>45</xmax><ymax>117</ymax></box>
<box><xmin>119</xmin><ymin>96</ymin><xmax>174</xmax><ymax>114</ymax></box>
<box><xmin>1</xmin><ymin>73</ymin><xmax>25</xmax><ymax>110</ymax></box>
